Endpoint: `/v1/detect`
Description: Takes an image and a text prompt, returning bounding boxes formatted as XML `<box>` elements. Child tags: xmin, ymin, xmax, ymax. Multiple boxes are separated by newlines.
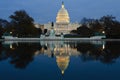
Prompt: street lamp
<box><xmin>102</xmin><ymin>31</ymin><xmax>105</xmax><ymax>34</ymax></box>
<box><xmin>10</xmin><ymin>32</ymin><xmax>12</xmax><ymax>34</ymax></box>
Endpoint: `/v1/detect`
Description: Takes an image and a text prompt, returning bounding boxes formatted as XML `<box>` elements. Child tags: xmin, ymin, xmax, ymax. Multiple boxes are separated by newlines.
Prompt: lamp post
<box><xmin>102</xmin><ymin>31</ymin><xmax>105</xmax><ymax>34</ymax></box>
<box><xmin>10</xmin><ymin>32</ymin><xmax>12</xmax><ymax>34</ymax></box>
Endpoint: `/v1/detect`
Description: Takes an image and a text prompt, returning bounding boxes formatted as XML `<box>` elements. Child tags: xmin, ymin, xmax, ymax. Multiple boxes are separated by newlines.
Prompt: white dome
<box><xmin>56</xmin><ymin>2</ymin><xmax>70</xmax><ymax>24</ymax></box>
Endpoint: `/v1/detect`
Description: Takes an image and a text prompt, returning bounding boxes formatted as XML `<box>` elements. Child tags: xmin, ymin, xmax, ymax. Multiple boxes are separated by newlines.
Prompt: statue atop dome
<box><xmin>62</xmin><ymin>1</ymin><xmax>64</xmax><ymax>8</ymax></box>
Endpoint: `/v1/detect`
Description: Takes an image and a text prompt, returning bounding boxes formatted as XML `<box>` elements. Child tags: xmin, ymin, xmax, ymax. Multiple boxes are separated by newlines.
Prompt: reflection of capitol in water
<box><xmin>2</xmin><ymin>41</ymin><xmax>106</xmax><ymax>74</ymax></box>
<box><xmin>40</xmin><ymin>41</ymin><xmax>80</xmax><ymax>57</ymax></box>
<box><xmin>39</xmin><ymin>41</ymin><xmax>80</xmax><ymax>74</ymax></box>
<box><xmin>35</xmin><ymin>41</ymin><xmax>105</xmax><ymax>74</ymax></box>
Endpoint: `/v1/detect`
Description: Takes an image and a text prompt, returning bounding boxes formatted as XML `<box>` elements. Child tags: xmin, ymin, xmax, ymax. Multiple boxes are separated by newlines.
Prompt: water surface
<box><xmin>0</xmin><ymin>41</ymin><xmax>120</xmax><ymax>80</ymax></box>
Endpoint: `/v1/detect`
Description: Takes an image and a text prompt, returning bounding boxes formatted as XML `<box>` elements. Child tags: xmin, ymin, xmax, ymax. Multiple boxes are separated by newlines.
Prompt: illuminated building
<box><xmin>43</xmin><ymin>2</ymin><xmax>81</xmax><ymax>35</ymax></box>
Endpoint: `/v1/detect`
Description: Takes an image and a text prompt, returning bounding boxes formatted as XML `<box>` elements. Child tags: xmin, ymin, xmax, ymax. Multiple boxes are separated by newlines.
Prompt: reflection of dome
<box><xmin>56</xmin><ymin>56</ymin><xmax>70</xmax><ymax>74</ymax></box>
<box><xmin>56</xmin><ymin>2</ymin><xmax>70</xmax><ymax>24</ymax></box>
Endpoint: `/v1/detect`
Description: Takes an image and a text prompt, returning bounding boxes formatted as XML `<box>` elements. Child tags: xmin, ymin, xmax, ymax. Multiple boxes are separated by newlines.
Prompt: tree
<box><xmin>77</xmin><ymin>25</ymin><xmax>94</xmax><ymax>37</ymax></box>
<box><xmin>89</xmin><ymin>20</ymin><xmax>104</xmax><ymax>33</ymax></box>
<box><xmin>70</xmin><ymin>30</ymin><xmax>77</xmax><ymax>34</ymax></box>
<box><xmin>81</xmin><ymin>17</ymin><xmax>96</xmax><ymax>24</ymax></box>
<box><xmin>70</xmin><ymin>25</ymin><xmax>94</xmax><ymax>37</ymax></box>
<box><xmin>0</xmin><ymin>25</ymin><xmax>3</xmax><ymax>38</ymax></box>
<box><xmin>100</xmin><ymin>15</ymin><xmax>120</xmax><ymax>38</ymax></box>
<box><xmin>9</xmin><ymin>10</ymin><xmax>40</xmax><ymax>37</ymax></box>
<box><xmin>0</xmin><ymin>19</ymin><xmax>10</xmax><ymax>28</ymax></box>
<box><xmin>0</xmin><ymin>19</ymin><xmax>9</xmax><ymax>38</ymax></box>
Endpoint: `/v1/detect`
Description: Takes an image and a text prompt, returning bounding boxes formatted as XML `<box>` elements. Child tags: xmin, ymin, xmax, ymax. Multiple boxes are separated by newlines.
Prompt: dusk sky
<box><xmin>0</xmin><ymin>0</ymin><xmax>120</xmax><ymax>23</ymax></box>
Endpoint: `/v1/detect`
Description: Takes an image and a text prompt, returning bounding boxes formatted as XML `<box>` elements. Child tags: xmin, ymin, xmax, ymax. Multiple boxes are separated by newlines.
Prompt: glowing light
<box><xmin>102</xmin><ymin>44</ymin><xmax>105</xmax><ymax>49</ymax></box>
<box><xmin>10</xmin><ymin>44</ymin><xmax>13</xmax><ymax>49</ymax></box>
<box><xmin>102</xmin><ymin>31</ymin><xmax>105</xmax><ymax>34</ymax></box>
<box><xmin>62</xmin><ymin>70</ymin><xmax>64</xmax><ymax>74</ymax></box>
<box><xmin>10</xmin><ymin>32</ymin><xmax>12</xmax><ymax>34</ymax></box>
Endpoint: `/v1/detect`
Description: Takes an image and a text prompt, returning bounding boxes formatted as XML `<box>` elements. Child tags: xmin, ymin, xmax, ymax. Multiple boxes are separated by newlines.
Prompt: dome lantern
<box><xmin>62</xmin><ymin>1</ymin><xmax>64</xmax><ymax>8</ymax></box>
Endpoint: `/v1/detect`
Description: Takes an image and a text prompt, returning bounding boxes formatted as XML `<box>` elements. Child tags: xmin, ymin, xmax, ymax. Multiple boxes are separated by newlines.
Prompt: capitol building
<box><xmin>37</xmin><ymin>2</ymin><xmax>81</xmax><ymax>35</ymax></box>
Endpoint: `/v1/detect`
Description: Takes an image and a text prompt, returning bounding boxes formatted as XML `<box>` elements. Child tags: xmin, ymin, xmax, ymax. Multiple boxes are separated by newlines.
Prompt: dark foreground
<box><xmin>0</xmin><ymin>41</ymin><xmax>120</xmax><ymax>80</ymax></box>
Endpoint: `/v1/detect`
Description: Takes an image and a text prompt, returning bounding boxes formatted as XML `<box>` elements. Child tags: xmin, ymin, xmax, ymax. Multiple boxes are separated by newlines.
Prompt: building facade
<box><xmin>38</xmin><ymin>2</ymin><xmax>81</xmax><ymax>35</ymax></box>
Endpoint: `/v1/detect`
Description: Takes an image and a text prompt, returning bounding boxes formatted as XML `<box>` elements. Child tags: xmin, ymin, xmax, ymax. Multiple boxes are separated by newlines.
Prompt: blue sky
<box><xmin>0</xmin><ymin>0</ymin><xmax>120</xmax><ymax>23</ymax></box>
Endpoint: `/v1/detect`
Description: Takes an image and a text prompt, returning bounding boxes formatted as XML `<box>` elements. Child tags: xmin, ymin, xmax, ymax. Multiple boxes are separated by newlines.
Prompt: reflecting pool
<box><xmin>0</xmin><ymin>41</ymin><xmax>120</xmax><ymax>80</ymax></box>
